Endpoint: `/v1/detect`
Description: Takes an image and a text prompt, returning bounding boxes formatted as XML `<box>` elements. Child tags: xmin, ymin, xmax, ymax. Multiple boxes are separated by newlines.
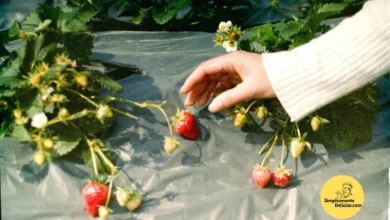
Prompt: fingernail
<box><xmin>208</xmin><ymin>100</ymin><xmax>221</xmax><ymax>112</ymax></box>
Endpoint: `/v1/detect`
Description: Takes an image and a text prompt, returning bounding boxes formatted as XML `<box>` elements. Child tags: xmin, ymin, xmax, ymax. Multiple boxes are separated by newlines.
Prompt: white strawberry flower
<box><xmin>31</xmin><ymin>112</ymin><xmax>48</xmax><ymax>128</ymax></box>
<box><xmin>41</xmin><ymin>87</ymin><xmax>54</xmax><ymax>101</ymax></box>
<box><xmin>35</xmin><ymin>19</ymin><xmax>52</xmax><ymax>32</ymax></box>
<box><xmin>218</xmin><ymin>21</ymin><xmax>232</xmax><ymax>32</ymax></box>
<box><xmin>222</xmin><ymin>41</ymin><xmax>238</xmax><ymax>52</ymax></box>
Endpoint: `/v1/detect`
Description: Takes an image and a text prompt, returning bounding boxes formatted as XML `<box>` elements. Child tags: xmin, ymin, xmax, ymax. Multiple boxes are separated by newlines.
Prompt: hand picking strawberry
<box><xmin>172</xmin><ymin>110</ymin><xmax>200</xmax><ymax>140</ymax></box>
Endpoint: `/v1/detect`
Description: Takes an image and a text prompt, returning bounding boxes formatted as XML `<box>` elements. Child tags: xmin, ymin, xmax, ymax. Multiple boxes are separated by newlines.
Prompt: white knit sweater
<box><xmin>262</xmin><ymin>0</ymin><xmax>390</xmax><ymax>122</ymax></box>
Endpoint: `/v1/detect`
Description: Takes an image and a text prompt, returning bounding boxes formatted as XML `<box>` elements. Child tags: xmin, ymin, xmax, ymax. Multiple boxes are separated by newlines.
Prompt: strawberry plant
<box><xmin>0</xmin><ymin>5</ymin><xmax>196</xmax><ymax>216</ymax></box>
<box><xmin>212</xmin><ymin>0</ymin><xmax>384</xmax><ymax>188</ymax></box>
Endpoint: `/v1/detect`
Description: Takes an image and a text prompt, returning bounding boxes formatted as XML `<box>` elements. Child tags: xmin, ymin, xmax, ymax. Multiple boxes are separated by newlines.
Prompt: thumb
<box><xmin>208</xmin><ymin>83</ymin><xmax>253</xmax><ymax>112</ymax></box>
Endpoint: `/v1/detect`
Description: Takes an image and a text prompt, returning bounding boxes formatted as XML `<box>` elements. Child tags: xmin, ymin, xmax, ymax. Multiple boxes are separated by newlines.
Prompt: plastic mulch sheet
<box><xmin>1</xmin><ymin>30</ymin><xmax>390</xmax><ymax>220</ymax></box>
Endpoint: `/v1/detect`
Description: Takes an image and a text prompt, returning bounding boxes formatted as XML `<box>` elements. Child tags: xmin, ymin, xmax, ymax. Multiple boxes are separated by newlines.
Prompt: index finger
<box><xmin>180</xmin><ymin>54</ymin><xmax>234</xmax><ymax>94</ymax></box>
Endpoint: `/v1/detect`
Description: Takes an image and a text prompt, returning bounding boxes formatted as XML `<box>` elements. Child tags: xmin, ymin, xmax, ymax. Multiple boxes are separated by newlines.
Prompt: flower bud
<box><xmin>58</xmin><ymin>108</ymin><xmax>69</xmax><ymax>118</ymax></box>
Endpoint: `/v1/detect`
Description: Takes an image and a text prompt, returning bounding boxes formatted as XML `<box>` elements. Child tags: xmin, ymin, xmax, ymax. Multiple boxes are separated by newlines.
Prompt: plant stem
<box><xmin>295</xmin><ymin>122</ymin><xmax>301</xmax><ymax>138</ymax></box>
<box><xmin>261</xmin><ymin>133</ymin><xmax>278</xmax><ymax>167</ymax></box>
<box><xmin>111</xmin><ymin>107</ymin><xmax>139</xmax><ymax>120</ymax></box>
<box><xmin>64</xmin><ymin>88</ymin><xmax>98</xmax><ymax>107</ymax></box>
<box><xmin>155</xmin><ymin>106</ymin><xmax>173</xmax><ymax>137</ymax></box>
<box><xmin>280</xmin><ymin>128</ymin><xmax>286</xmax><ymax>168</ymax></box>
<box><xmin>94</xmin><ymin>145</ymin><xmax>118</xmax><ymax>175</ymax></box>
<box><xmin>105</xmin><ymin>175</ymin><xmax>114</xmax><ymax>207</ymax></box>
<box><xmin>106</xmin><ymin>96</ymin><xmax>145</xmax><ymax>108</ymax></box>
<box><xmin>258</xmin><ymin>131</ymin><xmax>278</xmax><ymax>155</ymax></box>
<box><xmin>0</xmin><ymin>57</ymin><xmax>5</xmax><ymax>62</ymax></box>
<box><xmin>245</xmin><ymin>100</ymin><xmax>257</xmax><ymax>114</ymax></box>
<box><xmin>86</xmin><ymin>139</ymin><xmax>99</xmax><ymax>178</ymax></box>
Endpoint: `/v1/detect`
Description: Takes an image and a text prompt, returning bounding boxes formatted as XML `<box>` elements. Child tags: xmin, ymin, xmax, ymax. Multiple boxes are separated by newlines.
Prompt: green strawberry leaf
<box><xmin>11</xmin><ymin>125</ymin><xmax>30</xmax><ymax>142</ymax></box>
<box><xmin>90</xmin><ymin>71</ymin><xmax>123</xmax><ymax>93</ymax></box>
<box><xmin>53</xmin><ymin>127</ymin><xmax>83</xmax><ymax>156</ymax></box>
<box><xmin>0</xmin><ymin>88</ymin><xmax>17</xmax><ymax>98</ymax></box>
<box><xmin>63</xmin><ymin>33</ymin><xmax>93</xmax><ymax>64</ymax></box>
<box><xmin>153</xmin><ymin>8</ymin><xmax>178</xmax><ymax>25</ymax></box>
<box><xmin>8</xmin><ymin>21</ymin><xmax>21</xmax><ymax>40</ymax></box>
<box><xmin>21</xmin><ymin>9</ymin><xmax>42</xmax><ymax>32</ymax></box>
<box><xmin>317</xmin><ymin>86</ymin><xmax>377</xmax><ymax>150</ymax></box>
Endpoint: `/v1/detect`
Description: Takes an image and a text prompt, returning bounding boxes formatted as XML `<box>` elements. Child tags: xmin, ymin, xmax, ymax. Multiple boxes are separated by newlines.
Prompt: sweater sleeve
<box><xmin>262</xmin><ymin>0</ymin><xmax>390</xmax><ymax>122</ymax></box>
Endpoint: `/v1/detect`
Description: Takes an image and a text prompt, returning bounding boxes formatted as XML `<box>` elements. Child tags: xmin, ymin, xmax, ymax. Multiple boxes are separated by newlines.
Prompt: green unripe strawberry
<box><xmin>43</xmin><ymin>138</ymin><xmax>54</xmax><ymax>149</ymax></box>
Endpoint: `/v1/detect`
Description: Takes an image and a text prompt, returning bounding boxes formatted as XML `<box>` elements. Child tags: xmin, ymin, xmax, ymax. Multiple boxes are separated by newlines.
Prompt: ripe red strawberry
<box><xmin>82</xmin><ymin>182</ymin><xmax>109</xmax><ymax>216</ymax></box>
<box><xmin>252</xmin><ymin>165</ymin><xmax>271</xmax><ymax>188</ymax></box>
<box><xmin>172</xmin><ymin>110</ymin><xmax>199</xmax><ymax>139</ymax></box>
<box><xmin>272</xmin><ymin>166</ymin><xmax>292</xmax><ymax>188</ymax></box>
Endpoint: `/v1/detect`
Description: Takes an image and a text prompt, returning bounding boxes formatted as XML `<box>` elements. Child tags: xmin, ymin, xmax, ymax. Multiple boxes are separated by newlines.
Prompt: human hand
<box><xmin>180</xmin><ymin>51</ymin><xmax>276</xmax><ymax>112</ymax></box>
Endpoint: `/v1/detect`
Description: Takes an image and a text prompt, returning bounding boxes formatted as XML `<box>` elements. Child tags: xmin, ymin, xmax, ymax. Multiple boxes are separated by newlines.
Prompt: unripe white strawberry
<box><xmin>164</xmin><ymin>136</ymin><xmax>179</xmax><ymax>154</ymax></box>
<box><xmin>256</xmin><ymin>106</ymin><xmax>268</xmax><ymax>119</ymax></box>
<box><xmin>116</xmin><ymin>187</ymin><xmax>130</xmax><ymax>207</ymax></box>
<box><xmin>98</xmin><ymin>206</ymin><xmax>111</xmax><ymax>219</ymax></box>
<box><xmin>126</xmin><ymin>193</ymin><xmax>142</xmax><ymax>212</ymax></box>
<box><xmin>311</xmin><ymin>116</ymin><xmax>321</xmax><ymax>132</ymax></box>
<box><xmin>290</xmin><ymin>138</ymin><xmax>309</xmax><ymax>158</ymax></box>
<box><xmin>234</xmin><ymin>112</ymin><xmax>247</xmax><ymax>127</ymax></box>
<box><xmin>34</xmin><ymin>151</ymin><xmax>46</xmax><ymax>166</ymax></box>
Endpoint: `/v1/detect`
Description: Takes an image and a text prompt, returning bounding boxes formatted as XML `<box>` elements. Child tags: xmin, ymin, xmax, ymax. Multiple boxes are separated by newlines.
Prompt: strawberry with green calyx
<box><xmin>252</xmin><ymin>165</ymin><xmax>271</xmax><ymax>188</ymax></box>
<box><xmin>126</xmin><ymin>192</ymin><xmax>142</xmax><ymax>212</ymax></box>
<box><xmin>98</xmin><ymin>206</ymin><xmax>111</xmax><ymax>219</ymax></box>
<box><xmin>172</xmin><ymin>110</ymin><xmax>199</xmax><ymax>140</ymax></box>
<box><xmin>310</xmin><ymin>115</ymin><xmax>329</xmax><ymax>132</ymax></box>
<box><xmin>290</xmin><ymin>122</ymin><xmax>311</xmax><ymax>158</ymax></box>
<box><xmin>289</xmin><ymin>137</ymin><xmax>311</xmax><ymax>158</ymax></box>
<box><xmin>82</xmin><ymin>181</ymin><xmax>109</xmax><ymax>217</ymax></box>
<box><xmin>164</xmin><ymin>136</ymin><xmax>179</xmax><ymax>154</ymax></box>
<box><xmin>272</xmin><ymin>166</ymin><xmax>292</xmax><ymax>187</ymax></box>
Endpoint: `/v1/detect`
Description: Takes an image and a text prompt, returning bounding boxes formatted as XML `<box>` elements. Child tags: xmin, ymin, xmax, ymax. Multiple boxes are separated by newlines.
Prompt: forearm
<box><xmin>262</xmin><ymin>0</ymin><xmax>390</xmax><ymax>122</ymax></box>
